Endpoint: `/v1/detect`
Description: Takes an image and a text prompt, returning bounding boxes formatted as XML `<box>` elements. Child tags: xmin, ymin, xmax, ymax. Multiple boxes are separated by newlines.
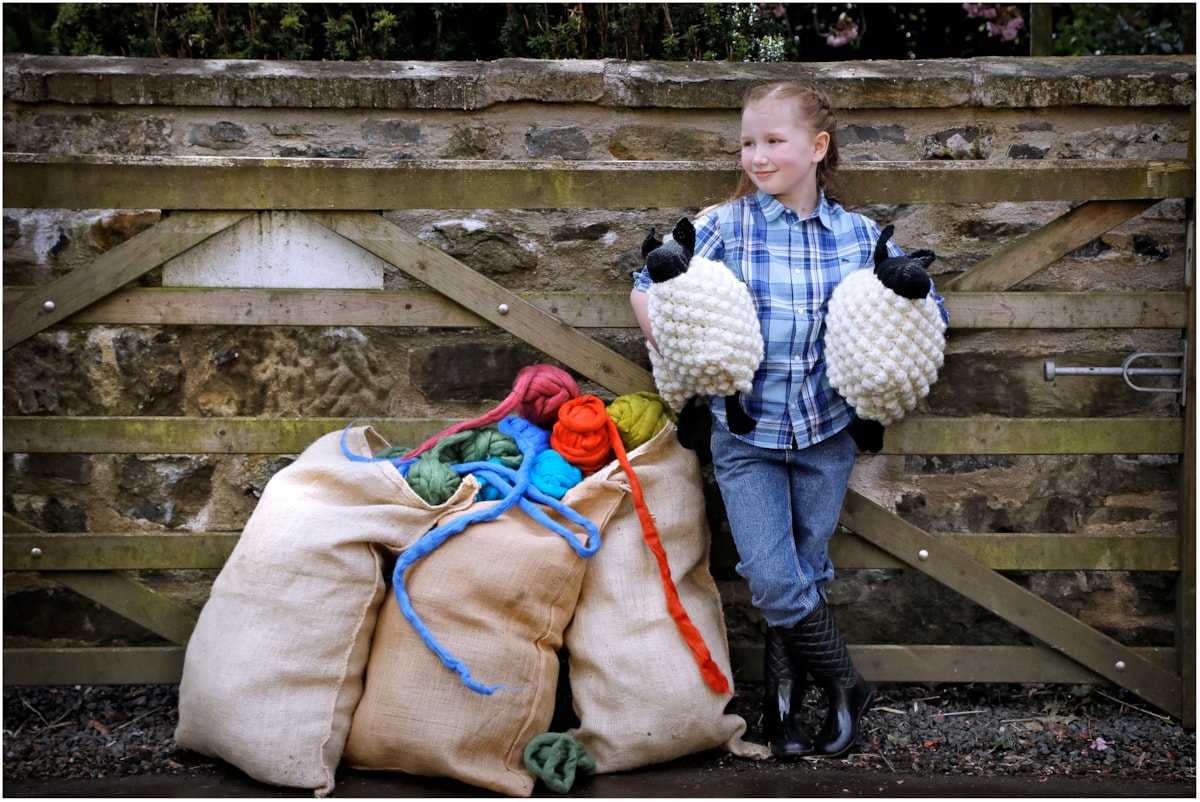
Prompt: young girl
<box><xmin>631</xmin><ymin>80</ymin><xmax>943</xmax><ymax>760</ymax></box>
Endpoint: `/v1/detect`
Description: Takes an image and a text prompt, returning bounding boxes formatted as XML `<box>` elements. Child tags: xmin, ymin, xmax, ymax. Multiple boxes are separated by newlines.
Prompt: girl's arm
<box><xmin>629</xmin><ymin>286</ymin><xmax>659</xmax><ymax>351</ymax></box>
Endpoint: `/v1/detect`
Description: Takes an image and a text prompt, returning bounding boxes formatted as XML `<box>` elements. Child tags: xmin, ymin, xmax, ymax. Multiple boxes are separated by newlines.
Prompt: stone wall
<box><xmin>2</xmin><ymin>55</ymin><xmax>1194</xmax><ymax>655</ymax></box>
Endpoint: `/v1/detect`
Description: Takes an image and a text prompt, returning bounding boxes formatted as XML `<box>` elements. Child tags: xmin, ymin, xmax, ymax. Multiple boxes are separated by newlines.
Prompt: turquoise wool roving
<box><xmin>530</xmin><ymin>450</ymin><xmax>582</xmax><ymax>500</ymax></box>
<box><xmin>499</xmin><ymin>416</ymin><xmax>583</xmax><ymax>499</ymax></box>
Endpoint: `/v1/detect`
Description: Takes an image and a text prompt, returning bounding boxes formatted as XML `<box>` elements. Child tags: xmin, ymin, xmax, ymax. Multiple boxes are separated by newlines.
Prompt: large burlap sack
<box><xmin>175</xmin><ymin>425</ymin><xmax>480</xmax><ymax>797</ymax></box>
<box><xmin>565</xmin><ymin>421</ymin><xmax>766</xmax><ymax>772</ymax></box>
<box><xmin>343</xmin><ymin>491</ymin><xmax>619</xmax><ymax>797</ymax></box>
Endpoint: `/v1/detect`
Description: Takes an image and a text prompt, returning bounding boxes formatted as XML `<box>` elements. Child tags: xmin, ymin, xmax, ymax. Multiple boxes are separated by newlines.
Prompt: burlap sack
<box><xmin>343</xmin><ymin>491</ymin><xmax>619</xmax><ymax>797</ymax></box>
<box><xmin>564</xmin><ymin>421</ymin><xmax>765</xmax><ymax>772</ymax></box>
<box><xmin>175</xmin><ymin>425</ymin><xmax>479</xmax><ymax>796</ymax></box>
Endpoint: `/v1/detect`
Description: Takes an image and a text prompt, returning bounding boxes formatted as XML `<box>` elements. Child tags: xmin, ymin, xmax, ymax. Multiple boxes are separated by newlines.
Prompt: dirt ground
<box><xmin>4</xmin><ymin>680</ymin><xmax>1195</xmax><ymax>798</ymax></box>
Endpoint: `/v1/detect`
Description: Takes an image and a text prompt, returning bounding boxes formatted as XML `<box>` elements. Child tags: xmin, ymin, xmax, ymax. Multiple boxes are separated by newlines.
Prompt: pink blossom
<box><xmin>825</xmin><ymin>24</ymin><xmax>859</xmax><ymax>47</ymax></box>
<box><xmin>986</xmin><ymin>16</ymin><xmax>1024</xmax><ymax>42</ymax></box>
<box><xmin>963</xmin><ymin>3</ymin><xmax>997</xmax><ymax>19</ymax></box>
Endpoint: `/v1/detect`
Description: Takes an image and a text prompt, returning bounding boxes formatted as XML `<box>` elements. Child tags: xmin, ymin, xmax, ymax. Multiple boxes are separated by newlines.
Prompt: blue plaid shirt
<box><xmin>634</xmin><ymin>191</ymin><xmax>946</xmax><ymax>450</ymax></box>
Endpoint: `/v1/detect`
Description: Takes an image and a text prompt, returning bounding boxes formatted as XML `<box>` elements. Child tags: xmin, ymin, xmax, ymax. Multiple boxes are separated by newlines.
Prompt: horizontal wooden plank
<box><xmin>4</xmin><ymin>287</ymin><xmax>1187</xmax><ymax>331</ymax></box>
<box><xmin>3</xmin><ymin>416</ymin><xmax>1184</xmax><ymax>456</ymax></box>
<box><xmin>1</xmin><ymin>417</ymin><xmax>456</xmax><ymax>455</ymax></box>
<box><xmin>4</xmin><ymin>531</ymin><xmax>1176</xmax><ymax>572</ymax></box>
<box><xmin>4</xmin><ymin>644</ymin><xmax>1178</xmax><ymax>688</ymax></box>
<box><xmin>730</xmin><ymin>644</ymin><xmax>1179</xmax><ymax>684</ymax></box>
<box><xmin>5</xmin><ymin>533</ymin><xmax>237</xmax><ymax>570</ymax></box>
<box><xmin>832</xmin><ymin>531</ymin><xmax>1180</xmax><ymax>572</ymax></box>
<box><xmin>886</xmin><ymin>416</ymin><xmax>1184</xmax><ymax>455</ymax></box>
<box><xmin>940</xmin><ymin>291</ymin><xmax>1188</xmax><ymax>329</ymax></box>
<box><xmin>4</xmin><ymin>155</ymin><xmax>1194</xmax><ymax>210</ymax></box>
<box><xmin>3</xmin><ymin>647</ymin><xmax>185</xmax><ymax>686</ymax></box>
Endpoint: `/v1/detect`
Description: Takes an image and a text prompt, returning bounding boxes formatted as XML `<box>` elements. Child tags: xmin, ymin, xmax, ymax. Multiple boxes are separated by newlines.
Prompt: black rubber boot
<box><xmin>776</xmin><ymin>599</ymin><xmax>874</xmax><ymax>759</ymax></box>
<box><xmin>762</xmin><ymin>627</ymin><xmax>814</xmax><ymax>759</ymax></box>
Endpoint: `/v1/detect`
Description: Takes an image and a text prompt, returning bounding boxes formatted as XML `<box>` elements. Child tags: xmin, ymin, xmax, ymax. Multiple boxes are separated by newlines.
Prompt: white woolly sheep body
<box><xmin>647</xmin><ymin>254</ymin><xmax>764</xmax><ymax>412</ymax></box>
<box><xmin>824</xmin><ymin>268</ymin><xmax>947</xmax><ymax>425</ymax></box>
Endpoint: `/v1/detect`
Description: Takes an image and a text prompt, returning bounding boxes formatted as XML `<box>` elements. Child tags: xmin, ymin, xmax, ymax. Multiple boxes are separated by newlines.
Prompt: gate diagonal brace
<box><xmin>840</xmin><ymin>491</ymin><xmax>1183</xmax><ymax>720</ymax></box>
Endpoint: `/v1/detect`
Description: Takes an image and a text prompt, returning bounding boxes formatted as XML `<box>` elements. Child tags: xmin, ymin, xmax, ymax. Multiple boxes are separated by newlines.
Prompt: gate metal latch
<box><xmin>1044</xmin><ymin>343</ymin><xmax>1187</xmax><ymax>406</ymax></box>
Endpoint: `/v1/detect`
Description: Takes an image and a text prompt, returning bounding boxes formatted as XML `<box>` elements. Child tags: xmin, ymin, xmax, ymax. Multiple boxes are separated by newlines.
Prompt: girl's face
<box><xmin>740</xmin><ymin>97</ymin><xmax>830</xmax><ymax>215</ymax></box>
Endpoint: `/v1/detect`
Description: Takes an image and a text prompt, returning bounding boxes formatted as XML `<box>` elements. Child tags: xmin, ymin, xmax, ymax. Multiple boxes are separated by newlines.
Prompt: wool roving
<box><xmin>551</xmin><ymin>395</ymin><xmax>615</xmax><ymax>474</ymax></box>
<box><xmin>642</xmin><ymin>218</ymin><xmax>764</xmax><ymax>414</ymax></box>
<box><xmin>824</xmin><ymin>225</ymin><xmax>947</xmax><ymax>425</ymax></box>
<box><xmin>607</xmin><ymin>391</ymin><xmax>673</xmax><ymax>451</ymax></box>
<box><xmin>390</xmin><ymin>413</ymin><xmax>600</xmax><ymax>696</ymax></box>
<box><xmin>404</xmin><ymin>364</ymin><xmax>579</xmax><ymax>459</ymax></box>
<box><xmin>404</xmin><ymin>426</ymin><xmax>522</xmax><ymax>505</ymax></box>
<box><xmin>498</xmin><ymin>415</ymin><xmax>584</xmax><ymax>500</ymax></box>
<box><xmin>553</xmin><ymin>394</ymin><xmax>732</xmax><ymax>695</ymax></box>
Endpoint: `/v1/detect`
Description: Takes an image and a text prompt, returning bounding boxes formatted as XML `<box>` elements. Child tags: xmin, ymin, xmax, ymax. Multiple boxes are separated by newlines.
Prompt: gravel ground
<box><xmin>3</xmin><ymin>681</ymin><xmax>1194</xmax><ymax>790</ymax></box>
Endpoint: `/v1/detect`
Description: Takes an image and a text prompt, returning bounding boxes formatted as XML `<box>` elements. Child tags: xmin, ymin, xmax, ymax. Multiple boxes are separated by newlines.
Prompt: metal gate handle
<box><xmin>1043</xmin><ymin>343</ymin><xmax>1187</xmax><ymax>406</ymax></box>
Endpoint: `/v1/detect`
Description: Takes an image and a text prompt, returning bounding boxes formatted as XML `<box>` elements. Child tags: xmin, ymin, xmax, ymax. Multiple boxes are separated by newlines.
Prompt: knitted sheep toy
<box><xmin>824</xmin><ymin>225</ymin><xmax>947</xmax><ymax>426</ymax></box>
<box><xmin>642</xmin><ymin>217</ymin><xmax>764</xmax><ymax>434</ymax></box>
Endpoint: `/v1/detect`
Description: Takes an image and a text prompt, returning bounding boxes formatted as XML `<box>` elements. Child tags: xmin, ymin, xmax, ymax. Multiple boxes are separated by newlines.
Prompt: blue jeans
<box><xmin>711</xmin><ymin>421</ymin><xmax>856</xmax><ymax>629</ymax></box>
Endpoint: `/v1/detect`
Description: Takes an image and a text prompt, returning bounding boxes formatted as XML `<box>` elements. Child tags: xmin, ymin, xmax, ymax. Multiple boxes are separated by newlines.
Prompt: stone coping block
<box><xmin>4</xmin><ymin>54</ymin><xmax>1194</xmax><ymax>111</ymax></box>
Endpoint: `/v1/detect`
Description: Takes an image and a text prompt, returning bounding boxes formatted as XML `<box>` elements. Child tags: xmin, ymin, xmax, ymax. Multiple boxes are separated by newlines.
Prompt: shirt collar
<box><xmin>754</xmin><ymin>190</ymin><xmax>835</xmax><ymax>230</ymax></box>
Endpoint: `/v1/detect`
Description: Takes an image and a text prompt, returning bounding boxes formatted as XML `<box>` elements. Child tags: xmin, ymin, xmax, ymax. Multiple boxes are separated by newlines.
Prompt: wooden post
<box><xmin>1176</xmin><ymin>105</ymin><xmax>1197</xmax><ymax>727</ymax></box>
<box><xmin>1029</xmin><ymin>5</ymin><xmax>1054</xmax><ymax>56</ymax></box>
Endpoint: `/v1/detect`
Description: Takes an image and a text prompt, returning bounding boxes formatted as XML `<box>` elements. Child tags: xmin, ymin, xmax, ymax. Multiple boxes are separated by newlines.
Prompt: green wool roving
<box><xmin>523</xmin><ymin>732</ymin><xmax>595</xmax><ymax>793</ymax></box>
<box><xmin>404</xmin><ymin>426</ymin><xmax>522</xmax><ymax>505</ymax></box>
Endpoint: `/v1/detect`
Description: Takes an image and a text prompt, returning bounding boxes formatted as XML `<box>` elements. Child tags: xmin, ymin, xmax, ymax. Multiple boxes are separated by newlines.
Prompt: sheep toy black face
<box><xmin>641</xmin><ymin>217</ymin><xmax>695</xmax><ymax>284</ymax></box>
<box><xmin>873</xmin><ymin>224</ymin><xmax>936</xmax><ymax>300</ymax></box>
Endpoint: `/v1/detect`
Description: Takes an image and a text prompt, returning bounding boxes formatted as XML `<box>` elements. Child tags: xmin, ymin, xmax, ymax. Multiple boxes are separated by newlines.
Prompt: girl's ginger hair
<box><xmin>701</xmin><ymin>80</ymin><xmax>843</xmax><ymax>215</ymax></box>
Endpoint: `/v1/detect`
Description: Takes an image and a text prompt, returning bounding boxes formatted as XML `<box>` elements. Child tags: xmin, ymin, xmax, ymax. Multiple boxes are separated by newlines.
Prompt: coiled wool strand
<box><xmin>824</xmin><ymin>268</ymin><xmax>947</xmax><ymax>425</ymax></box>
<box><xmin>646</xmin><ymin>255</ymin><xmax>764</xmax><ymax>412</ymax></box>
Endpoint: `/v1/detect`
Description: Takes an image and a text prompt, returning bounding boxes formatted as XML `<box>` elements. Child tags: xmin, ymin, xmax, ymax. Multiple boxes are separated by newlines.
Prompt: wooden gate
<box><xmin>3</xmin><ymin>144</ymin><xmax>1194</xmax><ymax>722</ymax></box>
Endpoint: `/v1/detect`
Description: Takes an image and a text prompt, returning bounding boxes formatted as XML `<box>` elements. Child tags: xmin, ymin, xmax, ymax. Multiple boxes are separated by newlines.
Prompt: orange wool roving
<box><xmin>550</xmin><ymin>396</ymin><xmax>615</xmax><ymax>474</ymax></box>
<box><xmin>552</xmin><ymin>394</ymin><xmax>731</xmax><ymax>695</ymax></box>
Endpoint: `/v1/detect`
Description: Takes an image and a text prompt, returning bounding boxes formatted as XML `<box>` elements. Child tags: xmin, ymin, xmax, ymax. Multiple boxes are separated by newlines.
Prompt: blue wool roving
<box><xmin>391</xmin><ymin>416</ymin><xmax>600</xmax><ymax>695</ymax></box>
<box><xmin>498</xmin><ymin>416</ymin><xmax>582</xmax><ymax>499</ymax></box>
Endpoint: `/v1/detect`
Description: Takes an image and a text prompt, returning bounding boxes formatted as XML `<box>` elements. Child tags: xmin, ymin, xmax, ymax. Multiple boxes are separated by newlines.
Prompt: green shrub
<box><xmin>4</xmin><ymin>3</ymin><xmax>1192</xmax><ymax>61</ymax></box>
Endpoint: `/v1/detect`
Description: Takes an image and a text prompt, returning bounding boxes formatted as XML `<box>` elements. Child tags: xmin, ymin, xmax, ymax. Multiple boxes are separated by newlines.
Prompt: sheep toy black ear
<box><xmin>641</xmin><ymin>226</ymin><xmax>662</xmax><ymax>258</ymax></box>
<box><xmin>669</xmin><ymin>216</ymin><xmax>695</xmax><ymax>257</ymax></box>
<box><xmin>873</xmin><ymin>224</ymin><xmax>937</xmax><ymax>300</ymax></box>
